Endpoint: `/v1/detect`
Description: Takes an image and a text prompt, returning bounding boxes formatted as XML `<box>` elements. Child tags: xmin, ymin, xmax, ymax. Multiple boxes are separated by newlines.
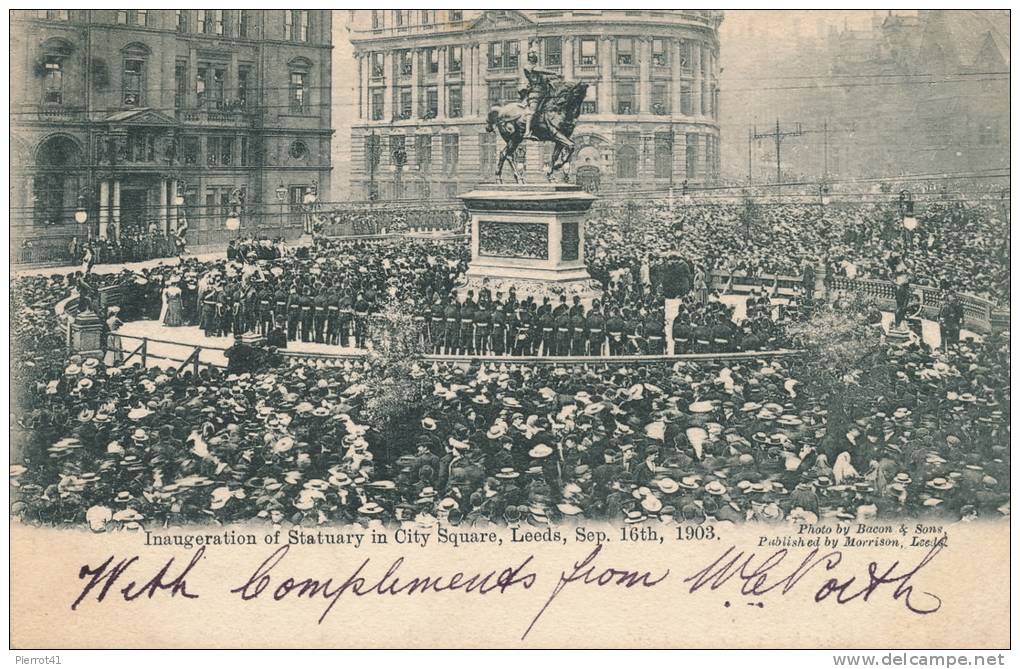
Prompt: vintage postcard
<box><xmin>8</xmin><ymin>8</ymin><xmax>1011</xmax><ymax>653</ymax></box>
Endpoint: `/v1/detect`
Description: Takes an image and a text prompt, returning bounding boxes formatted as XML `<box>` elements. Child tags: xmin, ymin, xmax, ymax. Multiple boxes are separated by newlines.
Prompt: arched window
<box><xmin>288</xmin><ymin>57</ymin><xmax>312</xmax><ymax>114</ymax></box>
<box><xmin>34</xmin><ymin>135</ymin><xmax>82</xmax><ymax>226</ymax></box>
<box><xmin>616</xmin><ymin>145</ymin><xmax>638</xmax><ymax>179</ymax></box>
<box><xmin>120</xmin><ymin>43</ymin><xmax>150</xmax><ymax>107</ymax></box>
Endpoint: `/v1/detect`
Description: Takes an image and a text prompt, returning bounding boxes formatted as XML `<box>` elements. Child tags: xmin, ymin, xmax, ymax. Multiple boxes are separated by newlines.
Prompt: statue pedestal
<box><xmin>458</xmin><ymin>184</ymin><xmax>602</xmax><ymax>303</ymax></box>
<box><xmin>70</xmin><ymin>310</ymin><xmax>104</xmax><ymax>357</ymax></box>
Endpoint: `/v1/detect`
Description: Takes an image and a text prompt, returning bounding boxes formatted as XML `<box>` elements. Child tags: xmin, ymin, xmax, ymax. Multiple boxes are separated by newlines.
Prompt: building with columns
<box><xmin>11</xmin><ymin>9</ymin><xmax>332</xmax><ymax>257</ymax></box>
<box><xmin>345</xmin><ymin>9</ymin><xmax>722</xmax><ymax>201</ymax></box>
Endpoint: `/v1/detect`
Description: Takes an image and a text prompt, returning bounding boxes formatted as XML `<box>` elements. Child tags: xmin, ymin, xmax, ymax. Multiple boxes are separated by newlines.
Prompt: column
<box><xmin>98</xmin><ymin>180</ymin><xmax>110</xmax><ymax>240</ymax></box>
<box><xmin>639</xmin><ymin>37</ymin><xmax>651</xmax><ymax>115</ymax></box>
<box><xmin>169</xmin><ymin>179</ymin><xmax>178</xmax><ymax>234</ymax></box>
<box><xmin>562</xmin><ymin>36</ymin><xmax>574</xmax><ymax>80</ymax></box>
<box><xmin>692</xmin><ymin>42</ymin><xmax>703</xmax><ymax>117</ymax></box>
<box><xmin>159</xmin><ymin>179</ymin><xmax>169</xmax><ymax>234</ymax></box>
<box><xmin>598</xmin><ymin>37</ymin><xmax>612</xmax><ymax>114</ymax></box>
<box><xmin>464</xmin><ymin>44</ymin><xmax>473</xmax><ymax>116</ymax></box>
<box><xmin>356</xmin><ymin>54</ymin><xmax>363</xmax><ymax>119</ymax></box>
<box><xmin>671</xmin><ymin>39</ymin><xmax>683</xmax><ymax>115</ymax></box>
<box><xmin>437</xmin><ymin>46</ymin><xmax>447</xmax><ymax>119</ymax></box>
<box><xmin>112</xmin><ymin>180</ymin><xmax>121</xmax><ymax>242</ymax></box>
<box><xmin>410</xmin><ymin>48</ymin><xmax>420</xmax><ymax>118</ymax></box>
<box><xmin>382</xmin><ymin>51</ymin><xmax>393</xmax><ymax>120</ymax></box>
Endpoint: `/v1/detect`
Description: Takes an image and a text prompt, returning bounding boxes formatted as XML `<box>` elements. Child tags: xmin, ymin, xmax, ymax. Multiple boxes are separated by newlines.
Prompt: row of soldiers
<box><xmin>199</xmin><ymin>278</ymin><xmax>377</xmax><ymax>348</ymax></box>
<box><xmin>70</xmin><ymin>231</ymin><xmax>179</xmax><ymax>267</ymax></box>
<box><xmin>417</xmin><ymin>290</ymin><xmax>673</xmax><ymax>357</ymax></box>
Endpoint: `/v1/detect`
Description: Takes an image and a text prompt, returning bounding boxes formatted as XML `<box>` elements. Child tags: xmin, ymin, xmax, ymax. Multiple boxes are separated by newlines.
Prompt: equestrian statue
<box><xmin>485</xmin><ymin>48</ymin><xmax>588</xmax><ymax>184</ymax></box>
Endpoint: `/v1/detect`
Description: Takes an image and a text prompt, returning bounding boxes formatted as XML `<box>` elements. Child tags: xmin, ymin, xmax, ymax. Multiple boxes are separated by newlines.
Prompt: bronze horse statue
<box><xmin>485</xmin><ymin>81</ymin><xmax>588</xmax><ymax>184</ymax></box>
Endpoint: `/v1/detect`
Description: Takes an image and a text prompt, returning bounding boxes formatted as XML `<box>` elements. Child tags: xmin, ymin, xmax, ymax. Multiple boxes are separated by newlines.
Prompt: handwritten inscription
<box><xmin>70</xmin><ymin>542</ymin><xmax>944</xmax><ymax>638</ymax></box>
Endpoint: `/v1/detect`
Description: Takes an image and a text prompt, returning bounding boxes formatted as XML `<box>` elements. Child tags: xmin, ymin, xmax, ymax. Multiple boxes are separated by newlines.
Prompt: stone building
<box><xmin>344</xmin><ymin>9</ymin><xmax>723</xmax><ymax>201</ymax></box>
<box><xmin>10</xmin><ymin>9</ymin><xmax>332</xmax><ymax>256</ymax></box>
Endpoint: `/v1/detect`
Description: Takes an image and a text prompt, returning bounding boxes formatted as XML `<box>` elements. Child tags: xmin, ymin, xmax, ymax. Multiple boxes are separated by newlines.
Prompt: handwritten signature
<box><xmin>69</xmin><ymin>542</ymin><xmax>944</xmax><ymax>639</ymax></box>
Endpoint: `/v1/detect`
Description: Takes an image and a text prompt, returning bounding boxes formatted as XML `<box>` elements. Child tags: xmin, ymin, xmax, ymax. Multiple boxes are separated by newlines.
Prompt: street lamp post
<box><xmin>275</xmin><ymin>182</ymin><xmax>288</xmax><ymax>232</ymax></box>
<box><xmin>899</xmin><ymin>189</ymin><xmax>917</xmax><ymax>248</ymax></box>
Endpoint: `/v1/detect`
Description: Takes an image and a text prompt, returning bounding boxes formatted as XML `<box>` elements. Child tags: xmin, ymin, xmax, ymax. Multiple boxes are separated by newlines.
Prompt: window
<box><xmin>206</xmin><ymin>187</ymin><xmax>233</xmax><ymax>218</ymax></box>
<box><xmin>389</xmin><ymin>135</ymin><xmax>406</xmax><ymax>166</ymax></box>
<box><xmin>176</xmin><ymin>10</ymin><xmax>188</xmax><ymax>32</ymax></box>
<box><xmin>479</xmin><ymin>133</ymin><xmax>497</xmax><ymax>175</ymax></box>
<box><xmin>398</xmin><ymin>87</ymin><xmax>412</xmax><ymax>119</ymax></box>
<box><xmin>488</xmin><ymin>81</ymin><xmax>519</xmax><ymax>107</ymax></box>
<box><xmin>136</xmin><ymin>10</ymin><xmax>147</xmax><ymax>26</ymax></box>
<box><xmin>197</xmin><ymin>10</ymin><xmax>209</xmax><ymax>33</ymax></box>
<box><xmin>617</xmin><ymin>38</ymin><xmax>634</xmax><ymax>66</ymax></box>
<box><xmin>700</xmin><ymin>80</ymin><xmax>708</xmax><ymax>115</ymax></box>
<box><xmin>207</xmin><ymin>10</ymin><xmax>223</xmax><ymax>35</ymax></box>
<box><xmin>617</xmin><ymin>81</ymin><xmax>635</xmax><ymax>115</ymax></box>
<box><xmin>240</xmin><ymin>136</ymin><xmax>250</xmax><ymax>166</ymax></box>
<box><xmin>701</xmin><ymin>46</ymin><xmax>709</xmax><ymax>75</ymax></box>
<box><xmin>449</xmin><ymin>10</ymin><xmax>462</xmax><ymax>22</ymax></box>
<box><xmin>206</xmin><ymin>136</ymin><xmax>233</xmax><ymax>166</ymax></box>
<box><xmin>365</xmin><ymin>134</ymin><xmax>381</xmax><ymax>174</ymax></box>
<box><xmin>371</xmin><ymin>11</ymin><xmax>383</xmax><ymax>30</ymax></box>
<box><xmin>174</xmin><ymin>60</ymin><xmax>187</xmax><ymax>108</ymax></box>
<box><xmin>448</xmin><ymin>46</ymin><xmax>462</xmax><ymax>74</ymax></box>
<box><xmin>289</xmin><ymin>71</ymin><xmax>307</xmax><ymax>112</ymax></box>
<box><xmin>43</xmin><ymin>57</ymin><xmax>62</xmax><ymax>104</ymax></box>
<box><xmin>652</xmin><ymin>38</ymin><xmax>668</xmax><ymax>66</ymax></box>
<box><xmin>654</xmin><ymin>133</ymin><xmax>672</xmax><ymax>179</ymax></box>
<box><xmin>421</xmin><ymin>10</ymin><xmax>436</xmax><ymax>25</ymax></box>
<box><xmin>443</xmin><ymin>134</ymin><xmax>459</xmax><ymax>174</ymax></box>
<box><xmin>41</xmin><ymin>10</ymin><xmax>68</xmax><ymax>20</ymax></box>
<box><xmin>416</xmin><ymin>135</ymin><xmax>432</xmax><ymax>171</ymax></box>
<box><xmin>126</xmin><ymin>129</ymin><xmax>155</xmax><ymax>162</ymax></box>
<box><xmin>238</xmin><ymin>11</ymin><xmax>250</xmax><ymax>38</ymax></box>
<box><xmin>398</xmin><ymin>50</ymin><xmax>412</xmax><ymax>76</ymax></box>
<box><xmin>117</xmin><ymin>10</ymin><xmax>128</xmax><ymax>24</ymax></box>
<box><xmin>685</xmin><ymin>134</ymin><xmax>699</xmax><ymax>179</ymax></box>
<box><xmin>680</xmin><ymin>84</ymin><xmax>692</xmax><ymax>115</ymax></box>
<box><xmin>423</xmin><ymin>86</ymin><xmax>438</xmax><ymax>119</ymax></box>
<box><xmin>426</xmin><ymin>48</ymin><xmax>439</xmax><ymax>75</ymax></box>
<box><xmin>197</xmin><ymin>65</ymin><xmax>226</xmax><ymax>109</ymax></box>
<box><xmin>394</xmin><ymin>10</ymin><xmax>406</xmax><ymax>27</ymax></box>
<box><xmin>371</xmin><ymin>52</ymin><xmax>385</xmax><ymax>79</ymax></box>
<box><xmin>679</xmin><ymin>40</ymin><xmax>693</xmax><ymax>72</ymax></box>
<box><xmin>616</xmin><ymin>145</ymin><xmax>638</xmax><ymax>179</ymax></box>
<box><xmin>286</xmin><ymin>10</ymin><xmax>308</xmax><ymax>42</ymax></box>
<box><xmin>237</xmin><ymin>65</ymin><xmax>252</xmax><ymax>107</ymax></box>
<box><xmin>580</xmin><ymin>38</ymin><xmax>598</xmax><ymax>65</ymax></box>
<box><xmin>544</xmin><ymin>37</ymin><xmax>561</xmax><ymax>67</ymax></box>
<box><xmin>448</xmin><ymin>85</ymin><xmax>463</xmax><ymax>118</ymax></box>
<box><xmin>979</xmin><ymin>121</ymin><xmax>999</xmax><ymax>145</ymax></box>
<box><xmin>371</xmin><ymin>89</ymin><xmax>384</xmax><ymax>120</ymax></box>
<box><xmin>182</xmin><ymin>136</ymin><xmax>199</xmax><ymax>165</ymax></box>
<box><xmin>123</xmin><ymin>58</ymin><xmax>143</xmax><ymax>106</ymax></box>
<box><xmin>651</xmin><ymin>82</ymin><xmax>669</xmax><ymax>115</ymax></box>
<box><xmin>488</xmin><ymin>40</ymin><xmax>519</xmax><ymax>70</ymax></box>
<box><xmin>581</xmin><ymin>83</ymin><xmax>597</xmax><ymax>114</ymax></box>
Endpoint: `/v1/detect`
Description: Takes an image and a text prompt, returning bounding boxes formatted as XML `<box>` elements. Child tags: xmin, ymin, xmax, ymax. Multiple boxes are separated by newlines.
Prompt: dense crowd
<box><xmin>9</xmin><ymin>197</ymin><xmax>1010</xmax><ymax>528</ymax></box>
<box><xmin>9</xmin><ymin>297</ymin><xmax>1009</xmax><ymax>528</ymax></box>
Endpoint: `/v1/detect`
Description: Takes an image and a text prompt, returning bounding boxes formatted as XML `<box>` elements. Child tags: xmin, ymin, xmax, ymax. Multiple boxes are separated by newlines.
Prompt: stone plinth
<box><xmin>458</xmin><ymin>183</ymin><xmax>602</xmax><ymax>303</ymax></box>
<box><xmin>70</xmin><ymin>309</ymin><xmax>104</xmax><ymax>356</ymax></box>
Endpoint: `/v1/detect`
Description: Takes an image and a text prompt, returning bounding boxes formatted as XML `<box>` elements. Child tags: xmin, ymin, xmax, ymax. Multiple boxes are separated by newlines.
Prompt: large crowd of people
<box><xmin>9</xmin><ymin>195</ymin><xmax>1010</xmax><ymax>529</ymax></box>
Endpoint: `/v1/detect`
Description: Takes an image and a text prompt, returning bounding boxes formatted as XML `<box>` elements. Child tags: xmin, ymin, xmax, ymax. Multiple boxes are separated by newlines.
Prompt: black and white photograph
<box><xmin>8</xmin><ymin>8</ymin><xmax>1012</xmax><ymax>653</ymax></box>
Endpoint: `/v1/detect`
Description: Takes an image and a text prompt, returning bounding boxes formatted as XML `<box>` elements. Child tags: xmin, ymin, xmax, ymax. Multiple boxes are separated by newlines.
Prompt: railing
<box><xmin>110</xmin><ymin>332</ymin><xmax>227</xmax><ymax>374</ymax></box>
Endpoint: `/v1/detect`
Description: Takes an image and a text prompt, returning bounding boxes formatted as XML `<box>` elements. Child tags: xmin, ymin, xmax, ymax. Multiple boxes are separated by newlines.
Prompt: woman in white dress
<box><xmin>160</xmin><ymin>278</ymin><xmax>185</xmax><ymax>327</ymax></box>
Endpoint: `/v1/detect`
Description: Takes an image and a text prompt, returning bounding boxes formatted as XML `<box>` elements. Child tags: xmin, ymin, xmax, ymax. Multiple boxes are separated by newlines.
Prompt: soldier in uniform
<box><xmin>257</xmin><ymin>285</ymin><xmax>273</xmax><ymax>335</ymax></box>
<box><xmin>490</xmin><ymin>303</ymin><xmax>507</xmax><ymax>356</ymax></box>
<box><xmin>353</xmin><ymin>292</ymin><xmax>370</xmax><ymax>349</ymax></box>
<box><xmin>443</xmin><ymin>295</ymin><xmax>460</xmax><ymax>355</ymax></box>
<box><xmin>554</xmin><ymin>305</ymin><xmax>572</xmax><ymax>356</ymax></box>
<box><xmin>643</xmin><ymin>309</ymin><xmax>665</xmax><ymax>354</ymax></box>
<box><xmin>537</xmin><ymin>305</ymin><xmax>556</xmax><ymax>356</ymax></box>
<box><xmin>473</xmin><ymin>303</ymin><xmax>491</xmax><ymax>355</ymax></box>
<box><xmin>671</xmin><ymin>310</ymin><xmax>692</xmax><ymax>355</ymax></box>
<box><xmin>514</xmin><ymin>300</ymin><xmax>532</xmax><ymax>356</ymax></box>
<box><xmin>459</xmin><ymin>292</ymin><xmax>476</xmax><ymax>355</ymax></box>
<box><xmin>325</xmin><ymin>287</ymin><xmax>341</xmax><ymax>346</ymax></box>
<box><xmin>552</xmin><ymin>294</ymin><xmax>569</xmax><ymax>318</ymax></box>
<box><xmin>313</xmin><ymin>286</ymin><xmax>329</xmax><ymax>344</ymax></box>
<box><xmin>299</xmin><ymin>287</ymin><xmax>314</xmax><ymax>343</ymax></box>
<box><xmin>338</xmin><ymin>288</ymin><xmax>354</xmax><ymax>348</ymax></box>
<box><xmin>521</xmin><ymin>49</ymin><xmax>561</xmax><ymax>141</ymax></box>
<box><xmin>430</xmin><ymin>295</ymin><xmax>446</xmax><ymax>353</ymax></box>
<box><xmin>286</xmin><ymin>285</ymin><xmax>302</xmax><ymax>342</ymax></box>
<box><xmin>570</xmin><ymin>305</ymin><xmax>587</xmax><ymax>356</ymax></box>
<box><xmin>606</xmin><ymin>307</ymin><xmax>626</xmax><ymax>356</ymax></box>
<box><xmin>201</xmin><ymin>282</ymin><xmax>219</xmax><ymax>337</ymax></box>
<box><xmin>586</xmin><ymin>300</ymin><xmax>606</xmax><ymax>357</ymax></box>
<box><xmin>938</xmin><ymin>291</ymin><xmax>964</xmax><ymax>350</ymax></box>
<box><xmin>625</xmin><ymin>308</ymin><xmax>643</xmax><ymax>354</ymax></box>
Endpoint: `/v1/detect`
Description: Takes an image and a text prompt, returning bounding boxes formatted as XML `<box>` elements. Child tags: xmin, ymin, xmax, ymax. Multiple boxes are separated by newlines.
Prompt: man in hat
<box><xmin>938</xmin><ymin>291</ymin><xmax>964</xmax><ymax>351</ymax></box>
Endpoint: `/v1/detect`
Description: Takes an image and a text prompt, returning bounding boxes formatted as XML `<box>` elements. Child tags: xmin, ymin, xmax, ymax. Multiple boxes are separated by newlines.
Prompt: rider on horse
<box><xmin>522</xmin><ymin>48</ymin><xmax>561</xmax><ymax>141</ymax></box>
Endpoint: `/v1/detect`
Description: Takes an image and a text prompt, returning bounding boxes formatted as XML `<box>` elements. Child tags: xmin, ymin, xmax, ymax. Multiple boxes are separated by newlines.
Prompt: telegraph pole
<box><xmin>747</xmin><ymin>126</ymin><xmax>753</xmax><ymax>185</ymax></box>
<box><xmin>753</xmin><ymin>118</ymin><xmax>803</xmax><ymax>188</ymax></box>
